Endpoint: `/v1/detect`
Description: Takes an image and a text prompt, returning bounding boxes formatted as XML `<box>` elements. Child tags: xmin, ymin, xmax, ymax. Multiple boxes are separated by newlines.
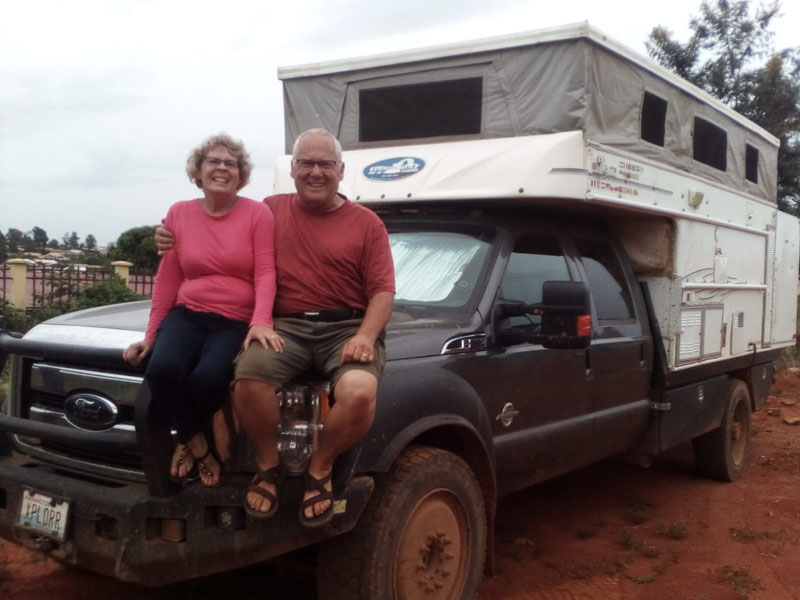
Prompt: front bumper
<box><xmin>0</xmin><ymin>451</ymin><xmax>373</xmax><ymax>585</ymax></box>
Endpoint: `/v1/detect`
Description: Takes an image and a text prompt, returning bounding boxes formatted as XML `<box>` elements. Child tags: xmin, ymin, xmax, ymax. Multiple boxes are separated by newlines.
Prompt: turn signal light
<box><xmin>577</xmin><ymin>315</ymin><xmax>592</xmax><ymax>337</ymax></box>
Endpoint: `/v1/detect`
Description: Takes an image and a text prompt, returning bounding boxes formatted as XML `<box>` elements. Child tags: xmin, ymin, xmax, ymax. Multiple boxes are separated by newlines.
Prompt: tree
<box><xmin>5</xmin><ymin>228</ymin><xmax>24</xmax><ymax>254</ymax></box>
<box><xmin>0</xmin><ymin>231</ymin><xmax>7</xmax><ymax>262</ymax></box>
<box><xmin>31</xmin><ymin>226</ymin><xmax>49</xmax><ymax>251</ymax></box>
<box><xmin>47</xmin><ymin>239</ymin><xmax>60</xmax><ymax>249</ymax></box>
<box><xmin>107</xmin><ymin>225</ymin><xmax>160</xmax><ymax>273</ymax></box>
<box><xmin>647</xmin><ymin>0</ymin><xmax>800</xmax><ymax>211</ymax></box>
<box><xmin>62</xmin><ymin>231</ymin><xmax>81</xmax><ymax>250</ymax></box>
<box><xmin>84</xmin><ymin>234</ymin><xmax>97</xmax><ymax>250</ymax></box>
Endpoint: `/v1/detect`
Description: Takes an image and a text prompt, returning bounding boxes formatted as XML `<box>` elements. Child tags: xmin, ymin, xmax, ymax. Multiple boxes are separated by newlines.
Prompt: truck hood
<box><xmin>22</xmin><ymin>301</ymin><xmax>470</xmax><ymax>360</ymax></box>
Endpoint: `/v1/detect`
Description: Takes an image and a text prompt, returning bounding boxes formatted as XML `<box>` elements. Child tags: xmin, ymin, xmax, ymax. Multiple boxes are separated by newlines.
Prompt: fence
<box><xmin>1</xmin><ymin>260</ymin><xmax>154</xmax><ymax>310</ymax></box>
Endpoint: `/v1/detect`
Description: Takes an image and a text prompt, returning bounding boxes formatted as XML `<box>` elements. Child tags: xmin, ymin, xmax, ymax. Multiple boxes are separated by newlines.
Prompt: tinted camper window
<box><xmin>745</xmin><ymin>144</ymin><xmax>759</xmax><ymax>183</ymax></box>
<box><xmin>693</xmin><ymin>117</ymin><xmax>727</xmax><ymax>171</ymax></box>
<box><xmin>641</xmin><ymin>92</ymin><xmax>667</xmax><ymax>146</ymax></box>
<box><xmin>359</xmin><ymin>78</ymin><xmax>482</xmax><ymax>142</ymax></box>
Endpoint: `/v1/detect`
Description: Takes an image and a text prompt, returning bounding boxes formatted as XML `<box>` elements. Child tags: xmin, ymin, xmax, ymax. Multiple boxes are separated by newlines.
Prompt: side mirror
<box><xmin>497</xmin><ymin>281</ymin><xmax>592</xmax><ymax>349</ymax></box>
<box><xmin>538</xmin><ymin>281</ymin><xmax>591</xmax><ymax>348</ymax></box>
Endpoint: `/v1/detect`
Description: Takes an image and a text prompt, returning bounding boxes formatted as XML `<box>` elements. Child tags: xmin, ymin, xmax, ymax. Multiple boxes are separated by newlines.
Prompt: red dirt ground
<box><xmin>3</xmin><ymin>371</ymin><xmax>800</xmax><ymax>599</ymax></box>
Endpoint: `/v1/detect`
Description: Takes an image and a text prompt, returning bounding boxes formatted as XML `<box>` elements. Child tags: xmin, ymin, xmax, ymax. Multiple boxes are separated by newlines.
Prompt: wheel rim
<box><xmin>393</xmin><ymin>489</ymin><xmax>470</xmax><ymax>600</ymax></box>
<box><xmin>730</xmin><ymin>398</ymin><xmax>749</xmax><ymax>466</ymax></box>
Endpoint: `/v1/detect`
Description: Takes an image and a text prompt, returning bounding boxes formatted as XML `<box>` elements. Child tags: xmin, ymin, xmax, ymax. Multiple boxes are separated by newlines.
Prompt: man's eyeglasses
<box><xmin>293</xmin><ymin>159</ymin><xmax>340</xmax><ymax>172</ymax></box>
<box><xmin>204</xmin><ymin>157</ymin><xmax>239</xmax><ymax>168</ymax></box>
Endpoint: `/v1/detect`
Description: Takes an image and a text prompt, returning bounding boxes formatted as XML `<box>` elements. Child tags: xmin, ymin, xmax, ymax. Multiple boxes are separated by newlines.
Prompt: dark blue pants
<box><xmin>145</xmin><ymin>306</ymin><xmax>248</xmax><ymax>443</ymax></box>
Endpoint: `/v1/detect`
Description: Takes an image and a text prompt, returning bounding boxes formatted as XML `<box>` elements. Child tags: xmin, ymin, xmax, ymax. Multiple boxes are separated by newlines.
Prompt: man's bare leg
<box><xmin>233</xmin><ymin>379</ymin><xmax>281</xmax><ymax>514</ymax></box>
<box><xmin>303</xmin><ymin>369</ymin><xmax>377</xmax><ymax>519</ymax></box>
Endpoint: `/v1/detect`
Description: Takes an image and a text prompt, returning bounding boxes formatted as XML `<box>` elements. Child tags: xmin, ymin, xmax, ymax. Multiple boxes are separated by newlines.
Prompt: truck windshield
<box><xmin>391</xmin><ymin>231</ymin><xmax>492</xmax><ymax>311</ymax></box>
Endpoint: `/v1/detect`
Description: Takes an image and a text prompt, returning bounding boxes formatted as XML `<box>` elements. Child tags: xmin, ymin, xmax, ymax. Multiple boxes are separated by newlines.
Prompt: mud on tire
<box><xmin>316</xmin><ymin>446</ymin><xmax>487</xmax><ymax>600</ymax></box>
<box><xmin>693</xmin><ymin>379</ymin><xmax>752</xmax><ymax>482</ymax></box>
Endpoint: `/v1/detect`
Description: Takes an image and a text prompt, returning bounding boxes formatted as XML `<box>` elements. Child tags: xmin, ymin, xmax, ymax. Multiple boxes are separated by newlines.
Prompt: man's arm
<box><xmin>340</xmin><ymin>291</ymin><xmax>394</xmax><ymax>364</ymax></box>
<box><xmin>154</xmin><ymin>225</ymin><xmax>175</xmax><ymax>255</ymax></box>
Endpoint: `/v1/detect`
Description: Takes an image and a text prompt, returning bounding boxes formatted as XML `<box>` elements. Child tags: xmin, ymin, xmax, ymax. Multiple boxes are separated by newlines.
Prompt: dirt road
<box><xmin>3</xmin><ymin>371</ymin><xmax>800</xmax><ymax>599</ymax></box>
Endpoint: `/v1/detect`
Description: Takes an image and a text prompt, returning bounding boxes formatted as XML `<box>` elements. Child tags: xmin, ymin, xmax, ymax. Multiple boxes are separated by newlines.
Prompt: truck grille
<box><xmin>13</xmin><ymin>361</ymin><xmax>145</xmax><ymax>482</ymax></box>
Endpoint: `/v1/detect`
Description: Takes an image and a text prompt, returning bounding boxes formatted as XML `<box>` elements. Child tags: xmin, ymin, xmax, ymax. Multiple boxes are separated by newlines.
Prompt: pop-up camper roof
<box><xmin>279</xmin><ymin>22</ymin><xmax>779</xmax><ymax>204</ymax></box>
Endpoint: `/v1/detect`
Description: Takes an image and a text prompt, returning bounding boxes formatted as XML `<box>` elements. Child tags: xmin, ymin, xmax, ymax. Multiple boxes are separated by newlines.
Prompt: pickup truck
<box><xmin>0</xmin><ymin>23</ymin><xmax>797</xmax><ymax>600</ymax></box>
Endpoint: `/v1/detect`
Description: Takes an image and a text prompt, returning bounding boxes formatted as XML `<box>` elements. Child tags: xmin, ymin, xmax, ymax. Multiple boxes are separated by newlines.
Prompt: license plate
<box><xmin>17</xmin><ymin>489</ymin><xmax>70</xmax><ymax>542</ymax></box>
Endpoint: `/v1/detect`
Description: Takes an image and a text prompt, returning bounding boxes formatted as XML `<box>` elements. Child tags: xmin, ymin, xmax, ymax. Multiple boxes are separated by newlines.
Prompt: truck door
<box><xmin>571</xmin><ymin>236</ymin><xmax>652</xmax><ymax>456</ymax></box>
<box><xmin>490</xmin><ymin>233</ymin><xmax>592</xmax><ymax>494</ymax></box>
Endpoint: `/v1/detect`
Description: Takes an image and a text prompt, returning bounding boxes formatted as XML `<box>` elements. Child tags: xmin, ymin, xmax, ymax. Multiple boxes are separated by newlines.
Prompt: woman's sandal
<box><xmin>244</xmin><ymin>465</ymin><xmax>282</xmax><ymax>519</ymax></box>
<box><xmin>298</xmin><ymin>470</ymin><xmax>334</xmax><ymax>528</ymax></box>
<box><xmin>195</xmin><ymin>448</ymin><xmax>223</xmax><ymax>488</ymax></box>
<box><xmin>169</xmin><ymin>444</ymin><xmax>198</xmax><ymax>484</ymax></box>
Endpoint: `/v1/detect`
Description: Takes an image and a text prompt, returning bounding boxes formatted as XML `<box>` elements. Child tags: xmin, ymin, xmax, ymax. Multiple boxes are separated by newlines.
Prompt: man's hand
<box><xmin>244</xmin><ymin>324</ymin><xmax>284</xmax><ymax>352</ymax></box>
<box><xmin>154</xmin><ymin>225</ymin><xmax>175</xmax><ymax>255</ymax></box>
<box><xmin>340</xmin><ymin>333</ymin><xmax>376</xmax><ymax>364</ymax></box>
<box><xmin>123</xmin><ymin>340</ymin><xmax>154</xmax><ymax>366</ymax></box>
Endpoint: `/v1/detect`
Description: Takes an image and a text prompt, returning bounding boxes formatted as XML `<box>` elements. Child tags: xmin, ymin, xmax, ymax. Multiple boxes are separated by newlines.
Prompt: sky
<box><xmin>1</xmin><ymin>0</ymin><xmax>798</xmax><ymax>246</ymax></box>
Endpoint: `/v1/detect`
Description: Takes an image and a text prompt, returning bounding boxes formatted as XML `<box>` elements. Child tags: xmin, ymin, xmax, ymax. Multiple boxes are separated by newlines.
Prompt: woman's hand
<box><xmin>244</xmin><ymin>325</ymin><xmax>284</xmax><ymax>352</ymax></box>
<box><xmin>123</xmin><ymin>340</ymin><xmax>154</xmax><ymax>366</ymax></box>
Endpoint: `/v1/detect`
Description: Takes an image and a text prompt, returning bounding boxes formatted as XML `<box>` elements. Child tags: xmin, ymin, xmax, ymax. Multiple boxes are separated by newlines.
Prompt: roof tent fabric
<box><xmin>280</xmin><ymin>24</ymin><xmax>778</xmax><ymax>204</ymax></box>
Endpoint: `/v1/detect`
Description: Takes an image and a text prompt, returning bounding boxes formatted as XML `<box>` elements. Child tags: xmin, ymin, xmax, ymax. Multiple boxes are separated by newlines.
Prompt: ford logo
<box><xmin>64</xmin><ymin>393</ymin><xmax>118</xmax><ymax>431</ymax></box>
<box><xmin>363</xmin><ymin>157</ymin><xmax>425</xmax><ymax>181</ymax></box>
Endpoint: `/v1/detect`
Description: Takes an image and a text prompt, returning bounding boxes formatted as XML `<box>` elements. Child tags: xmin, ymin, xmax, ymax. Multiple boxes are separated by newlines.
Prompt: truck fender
<box><xmin>357</xmin><ymin>365</ymin><xmax>495</xmax><ymax>474</ymax></box>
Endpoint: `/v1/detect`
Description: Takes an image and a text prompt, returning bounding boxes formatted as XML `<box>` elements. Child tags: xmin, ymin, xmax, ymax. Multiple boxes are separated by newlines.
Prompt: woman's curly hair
<box><xmin>186</xmin><ymin>132</ymin><xmax>253</xmax><ymax>190</ymax></box>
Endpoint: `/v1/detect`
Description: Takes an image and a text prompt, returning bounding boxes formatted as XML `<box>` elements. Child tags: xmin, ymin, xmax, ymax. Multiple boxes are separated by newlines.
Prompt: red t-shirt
<box><xmin>265</xmin><ymin>194</ymin><xmax>395</xmax><ymax>314</ymax></box>
<box><xmin>145</xmin><ymin>198</ymin><xmax>276</xmax><ymax>341</ymax></box>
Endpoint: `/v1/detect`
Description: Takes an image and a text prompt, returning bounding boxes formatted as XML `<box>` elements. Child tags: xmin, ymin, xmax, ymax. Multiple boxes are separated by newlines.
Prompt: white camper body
<box><xmin>276</xmin><ymin>22</ymin><xmax>799</xmax><ymax>373</ymax></box>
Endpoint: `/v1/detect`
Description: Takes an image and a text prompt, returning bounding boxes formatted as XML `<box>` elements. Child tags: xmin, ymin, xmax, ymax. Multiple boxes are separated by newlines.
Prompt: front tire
<box><xmin>317</xmin><ymin>446</ymin><xmax>487</xmax><ymax>600</ymax></box>
<box><xmin>693</xmin><ymin>379</ymin><xmax>752</xmax><ymax>482</ymax></box>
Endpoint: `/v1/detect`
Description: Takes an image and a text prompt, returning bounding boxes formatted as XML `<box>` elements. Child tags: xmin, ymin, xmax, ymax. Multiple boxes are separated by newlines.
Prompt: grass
<box><xmin>717</xmin><ymin>565</ymin><xmax>763</xmax><ymax>599</ymax></box>
<box><xmin>729</xmin><ymin>526</ymin><xmax>760</xmax><ymax>543</ymax></box>
<box><xmin>576</xmin><ymin>526</ymin><xmax>598</xmax><ymax>539</ymax></box>
<box><xmin>657</xmin><ymin>522</ymin><xmax>689</xmax><ymax>540</ymax></box>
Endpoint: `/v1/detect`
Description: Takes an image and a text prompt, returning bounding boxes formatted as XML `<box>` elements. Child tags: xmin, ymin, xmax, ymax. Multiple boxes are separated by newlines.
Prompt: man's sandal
<box><xmin>299</xmin><ymin>470</ymin><xmax>334</xmax><ymax>528</ymax></box>
<box><xmin>195</xmin><ymin>448</ymin><xmax>222</xmax><ymax>488</ymax></box>
<box><xmin>244</xmin><ymin>465</ymin><xmax>281</xmax><ymax>519</ymax></box>
<box><xmin>169</xmin><ymin>444</ymin><xmax>198</xmax><ymax>484</ymax></box>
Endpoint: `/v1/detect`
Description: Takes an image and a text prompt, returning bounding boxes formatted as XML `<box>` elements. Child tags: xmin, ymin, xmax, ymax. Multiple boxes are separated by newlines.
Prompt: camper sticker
<box><xmin>363</xmin><ymin>157</ymin><xmax>425</xmax><ymax>181</ymax></box>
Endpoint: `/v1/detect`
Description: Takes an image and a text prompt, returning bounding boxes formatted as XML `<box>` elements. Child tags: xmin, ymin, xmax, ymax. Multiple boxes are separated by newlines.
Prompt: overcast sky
<box><xmin>1</xmin><ymin>0</ymin><xmax>798</xmax><ymax>246</ymax></box>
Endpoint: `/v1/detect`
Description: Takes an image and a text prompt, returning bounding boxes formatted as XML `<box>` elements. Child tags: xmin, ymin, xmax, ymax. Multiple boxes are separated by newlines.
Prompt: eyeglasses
<box><xmin>204</xmin><ymin>157</ymin><xmax>239</xmax><ymax>169</ymax></box>
<box><xmin>293</xmin><ymin>159</ymin><xmax>340</xmax><ymax>172</ymax></box>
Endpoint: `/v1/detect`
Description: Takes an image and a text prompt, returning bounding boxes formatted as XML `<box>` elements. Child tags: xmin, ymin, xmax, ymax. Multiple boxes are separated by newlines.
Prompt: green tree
<box><xmin>107</xmin><ymin>225</ymin><xmax>160</xmax><ymax>274</ymax></box>
<box><xmin>647</xmin><ymin>0</ymin><xmax>800</xmax><ymax>211</ymax></box>
<box><xmin>62</xmin><ymin>231</ymin><xmax>81</xmax><ymax>250</ymax></box>
<box><xmin>5</xmin><ymin>228</ymin><xmax>24</xmax><ymax>254</ymax></box>
<box><xmin>84</xmin><ymin>234</ymin><xmax>97</xmax><ymax>250</ymax></box>
<box><xmin>47</xmin><ymin>238</ymin><xmax>60</xmax><ymax>249</ymax></box>
<box><xmin>0</xmin><ymin>231</ymin><xmax>7</xmax><ymax>262</ymax></box>
<box><xmin>31</xmin><ymin>226</ymin><xmax>49</xmax><ymax>251</ymax></box>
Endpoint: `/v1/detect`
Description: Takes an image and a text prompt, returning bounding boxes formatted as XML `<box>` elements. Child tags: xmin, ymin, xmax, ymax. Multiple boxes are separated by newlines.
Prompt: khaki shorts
<box><xmin>234</xmin><ymin>317</ymin><xmax>386</xmax><ymax>391</ymax></box>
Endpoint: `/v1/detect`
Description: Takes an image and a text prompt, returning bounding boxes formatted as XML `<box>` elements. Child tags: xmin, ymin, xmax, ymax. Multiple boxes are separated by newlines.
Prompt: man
<box><xmin>157</xmin><ymin>128</ymin><xmax>395</xmax><ymax>527</ymax></box>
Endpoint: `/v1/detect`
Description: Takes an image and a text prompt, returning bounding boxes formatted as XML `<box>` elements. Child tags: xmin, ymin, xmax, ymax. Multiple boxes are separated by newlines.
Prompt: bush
<box><xmin>73</xmin><ymin>274</ymin><xmax>142</xmax><ymax>310</ymax></box>
<box><xmin>0</xmin><ymin>300</ymin><xmax>29</xmax><ymax>333</ymax></box>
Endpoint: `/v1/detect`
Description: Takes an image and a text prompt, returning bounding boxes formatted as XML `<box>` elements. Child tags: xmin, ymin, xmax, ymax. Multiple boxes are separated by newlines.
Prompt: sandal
<box><xmin>169</xmin><ymin>444</ymin><xmax>198</xmax><ymax>484</ymax></box>
<box><xmin>244</xmin><ymin>465</ymin><xmax>282</xmax><ymax>519</ymax></box>
<box><xmin>299</xmin><ymin>470</ymin><xmax>334</xmax><ymax>528</ymax></box>
<box><xmin>195</xmin><ymin>448</ymin><xmax>223</xmax><ymax>488</ymax></box>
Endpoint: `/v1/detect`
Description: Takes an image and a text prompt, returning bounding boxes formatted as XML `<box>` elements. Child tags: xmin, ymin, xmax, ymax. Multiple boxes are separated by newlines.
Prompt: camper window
<box><xmin>359</xmin><ymin>78</ymin><xmax>482</xmax><ymax>142</ymax></box>
<box><xmin>745</xmin><ymin>144</ymin><xmax>759</xmax><ymax>183</ymax></box>
<box><xmin>641</xmin><ymin>91</ymin><xmax>667</xmax><ymax>147</ymax></box>
<box><xmin>693</xmin><ymin>117</ymin><xmax>728</xmax><ymax>171</ymax></box>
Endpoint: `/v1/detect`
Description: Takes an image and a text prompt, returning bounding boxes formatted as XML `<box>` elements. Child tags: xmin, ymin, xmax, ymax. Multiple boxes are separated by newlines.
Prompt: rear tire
<box><xmin>317</xmin><ymin>446</ymin><xmax>487</xmax><ymax>600</ymax></box>
<box><xmin>693</xmin><ymin>379</ymin><xmax>752</xmax><ymax>482</ymax></box>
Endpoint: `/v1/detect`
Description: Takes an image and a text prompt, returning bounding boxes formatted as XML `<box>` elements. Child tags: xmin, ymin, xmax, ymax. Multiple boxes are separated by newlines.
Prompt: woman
<box><xmin>124</xmin><ymin>133</ymin><xmax>282</xmax><ymax>487</ymax></box>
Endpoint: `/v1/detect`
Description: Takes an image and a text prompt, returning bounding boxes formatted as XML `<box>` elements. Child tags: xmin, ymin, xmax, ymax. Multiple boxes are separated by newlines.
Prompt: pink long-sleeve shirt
<box><xmin>144</xmin><ymin>197</ymin><xmax>276</xmax><ymax>342</ymax></box>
